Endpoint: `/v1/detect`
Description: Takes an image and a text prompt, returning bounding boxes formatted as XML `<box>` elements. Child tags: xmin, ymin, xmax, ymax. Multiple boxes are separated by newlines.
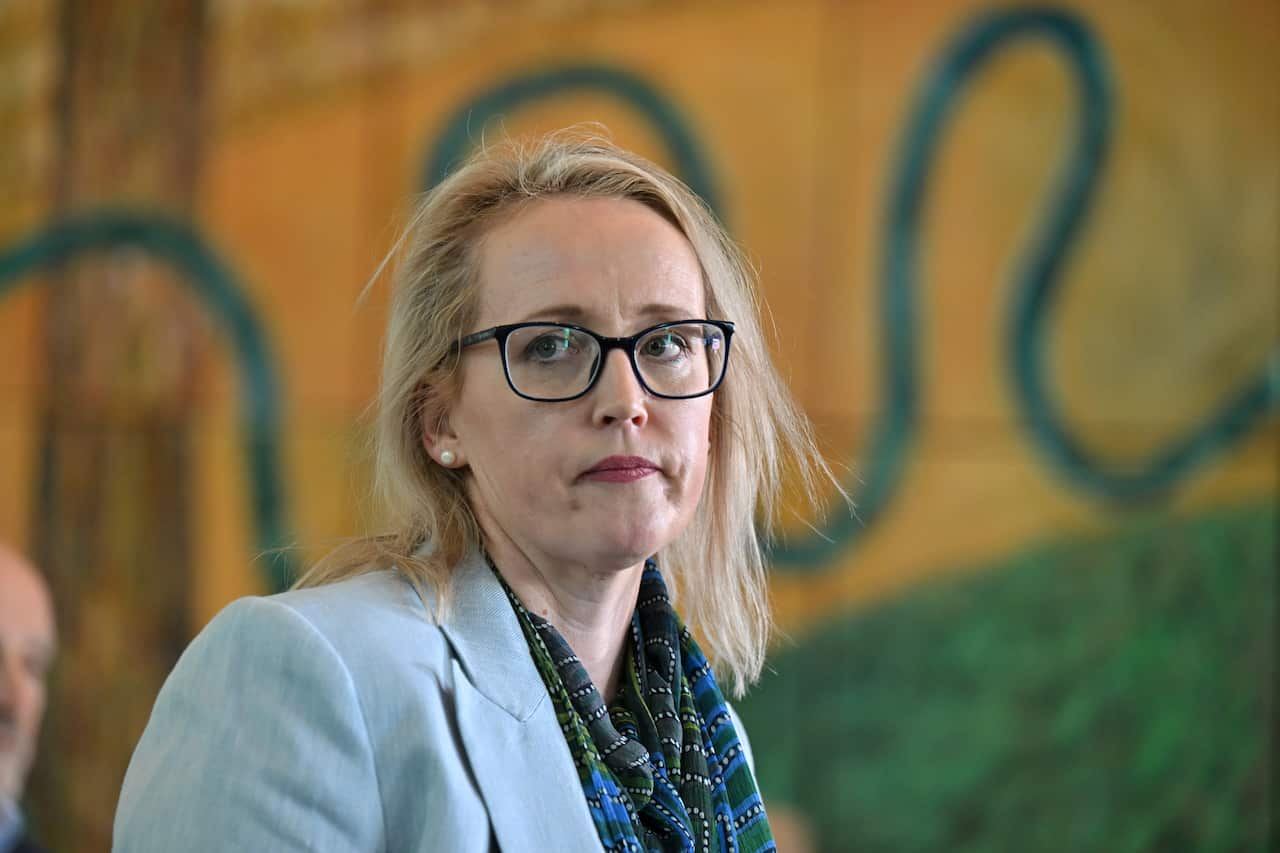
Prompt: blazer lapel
<box><xmin>441</xmin><ymin>552</ymin><xmax>603</xmax><ymax>852</ymax></box>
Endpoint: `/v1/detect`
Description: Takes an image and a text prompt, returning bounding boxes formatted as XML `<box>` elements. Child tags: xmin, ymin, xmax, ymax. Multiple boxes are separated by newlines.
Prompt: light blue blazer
<box><xmin>113</xmin><ymin>550</ymin><xmax>755</xmax><ymax>852</ymax></box>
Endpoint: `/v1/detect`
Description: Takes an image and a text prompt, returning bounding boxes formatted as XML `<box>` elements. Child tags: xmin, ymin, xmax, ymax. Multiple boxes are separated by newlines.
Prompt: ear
<box><xmin>419</xmin><ymin>383</ymin><xmax>464</xmax><ymax>467</ymax></box>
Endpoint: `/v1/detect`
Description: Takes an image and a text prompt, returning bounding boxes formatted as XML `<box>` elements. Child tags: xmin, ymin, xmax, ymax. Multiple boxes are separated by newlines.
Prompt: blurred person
<box><xmin>115</xmin><ymin>130</ymin><xmax>839</xmax><ymax>851</ymax></box>
<box><xmin>0</xmin><ymin>544</ymin><xmax>55</xmax><ymax>853</ymax></box>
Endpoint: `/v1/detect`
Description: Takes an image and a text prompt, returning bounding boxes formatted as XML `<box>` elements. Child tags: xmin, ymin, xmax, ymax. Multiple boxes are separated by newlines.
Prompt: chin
<box><xmin>590</xmin><ymin>521</ymin><xmax>678</xmax><ymax>567</ymax></box>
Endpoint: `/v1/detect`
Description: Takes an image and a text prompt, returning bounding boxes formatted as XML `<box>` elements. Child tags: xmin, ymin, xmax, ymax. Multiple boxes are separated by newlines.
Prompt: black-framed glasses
<box><xmin>454</xmin><ymin>319</ymin><xmax>734</xmax><ymax>402</ymax></box>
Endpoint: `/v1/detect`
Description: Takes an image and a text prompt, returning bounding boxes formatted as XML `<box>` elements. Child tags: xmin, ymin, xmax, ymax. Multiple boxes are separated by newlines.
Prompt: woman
<box><xmin>114</xmin><ymin>131</ymin><xmax>835</xmax><ymax>852</ymax></box>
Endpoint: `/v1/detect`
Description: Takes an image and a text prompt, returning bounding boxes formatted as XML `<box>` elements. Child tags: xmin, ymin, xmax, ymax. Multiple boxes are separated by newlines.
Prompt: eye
<box><xmin>525</xmin><ymin>331</ymin><xmax>570</xmax><ymax>360</ymax></box>
<box><xmin>641</xmin><ymin>331</ymin><xmax>690</xmax><ymax>360</ymax></box>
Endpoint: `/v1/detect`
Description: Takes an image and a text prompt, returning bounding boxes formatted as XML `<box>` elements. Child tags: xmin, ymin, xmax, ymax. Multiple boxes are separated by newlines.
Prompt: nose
<box><xmin>591</xmin><ymin>349</ymin><xmax>648</xmax><ymax>428</ymax></box>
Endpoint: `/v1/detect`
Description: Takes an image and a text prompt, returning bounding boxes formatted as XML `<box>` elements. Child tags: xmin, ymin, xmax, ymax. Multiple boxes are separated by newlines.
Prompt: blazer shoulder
<box><xmin>265</xmin><ymin>570</ymin><xmax>453</xmax><ymax>678</ymax></box>
<box><xmin>116</xmin><ymin>582</ymin><xmax>390</xmax><ymax>850</ymax></box>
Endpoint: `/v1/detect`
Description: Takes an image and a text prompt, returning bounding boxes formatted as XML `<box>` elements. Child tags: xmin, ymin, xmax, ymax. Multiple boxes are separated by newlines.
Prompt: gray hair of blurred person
<box><xmin>297</xmin><ymin>129</ymin><xmax>843</xmax><ymax>697</ymax></box>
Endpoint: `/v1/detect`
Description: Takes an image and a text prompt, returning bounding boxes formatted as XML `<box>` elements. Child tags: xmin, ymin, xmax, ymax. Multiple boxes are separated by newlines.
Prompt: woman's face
<box><xmin>434</xmin><ymin>196</ymin><xmax>714</xmax><ymax>573</ymax></box>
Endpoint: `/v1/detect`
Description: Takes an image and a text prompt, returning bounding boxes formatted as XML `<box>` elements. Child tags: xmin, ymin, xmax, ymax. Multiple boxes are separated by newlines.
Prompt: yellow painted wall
<box><xmin>3</xmin><ymin>0</ymin><xmax>1274</xmax><ymax>627</ymax></box>
<box><xmin>0</xmin><ymin>0</ymin><xmax>1276</xmax><ymax>848</ymax></box>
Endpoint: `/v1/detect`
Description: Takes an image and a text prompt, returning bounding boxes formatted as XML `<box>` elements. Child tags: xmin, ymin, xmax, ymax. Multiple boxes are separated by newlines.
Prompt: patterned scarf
<box><xmin>494</xmin><ymin>557</ymin><xmax>776</xmax><ymax>853</ymax></box>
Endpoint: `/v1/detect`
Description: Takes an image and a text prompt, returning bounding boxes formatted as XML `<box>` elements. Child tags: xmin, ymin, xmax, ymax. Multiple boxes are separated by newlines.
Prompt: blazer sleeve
<box><xmin>113</xmin><ymin>597</ymin><xmax>385</xmax><ymax>852</ymax></box>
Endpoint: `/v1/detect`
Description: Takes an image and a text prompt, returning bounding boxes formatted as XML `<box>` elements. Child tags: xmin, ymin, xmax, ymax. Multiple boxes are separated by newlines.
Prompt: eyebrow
<box><xmin>516</xmin><ymin>303</ymin><xmax>700</xmax><ymax>324</ymax></box>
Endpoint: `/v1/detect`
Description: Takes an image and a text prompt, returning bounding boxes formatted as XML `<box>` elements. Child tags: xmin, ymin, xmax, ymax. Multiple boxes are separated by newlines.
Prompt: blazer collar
<box><xmin>436</xmin><ymin>549</ymin><xmax>606</xmax><ymax>850</ymax></box>
<box><xmin>437</xmin><ymin>548</ymin><xmax>548</xmax><ymax>721</ymax></box>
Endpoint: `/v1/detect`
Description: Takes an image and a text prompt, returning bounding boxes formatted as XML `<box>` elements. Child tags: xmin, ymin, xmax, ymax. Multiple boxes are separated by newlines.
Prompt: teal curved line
<box><xmin>1008</xmin><ymin>50</ymin><xmax>1279</xmax><ymax>500</ymax></box>
<box><xmin>0</xmin><ymin>209</ymin><xmax>294</xmax><ymax>592</ymax></box>
<box><xmin>422</xmin><ymin>63</ymin><xmax>723</xmax><ymax>217</ymax></box>
<box><xmin>773</xmin><ymin>8</ymin><xmax>1114</xmax><ymax>568</ymax></box>
<box><xmin>776</xmin><ymin>6</ymin><xmax>1277</xmax><ymax>571</ymax></box>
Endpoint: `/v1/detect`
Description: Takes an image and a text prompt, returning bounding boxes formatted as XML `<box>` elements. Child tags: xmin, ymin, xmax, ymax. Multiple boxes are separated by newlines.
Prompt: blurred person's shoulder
<box><xmin>1</xmin><ymin>802</ymin><xmax>48</xmax><ymax>853</ymax></box>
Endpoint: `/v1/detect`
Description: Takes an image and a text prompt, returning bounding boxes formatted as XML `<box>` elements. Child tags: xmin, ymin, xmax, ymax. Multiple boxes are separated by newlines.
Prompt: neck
<box><xmin>480</xmin><ymin>527</ymin><xmax>643</xmax><ymax>702</ymax></box>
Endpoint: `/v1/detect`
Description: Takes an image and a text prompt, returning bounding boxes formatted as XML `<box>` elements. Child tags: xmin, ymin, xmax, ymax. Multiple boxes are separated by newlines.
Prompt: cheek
<box><xmin>16</xmin><ymin>678</ymin><xmax>45</xmax><ymax>729</ymax></box>
<box><xmin>463</xmin><ymin>408</ymin><xmax>570</xmax><ymax>502</ymax></box>
<box><xmin>674</xmin><ymin>403</ymin><xmax>714</xmax><ymax>493</ymax></box>
<box><xmin>685</xmin><ymin>446</ymin><xmax>710</xmax><ymax>504</ymax></box>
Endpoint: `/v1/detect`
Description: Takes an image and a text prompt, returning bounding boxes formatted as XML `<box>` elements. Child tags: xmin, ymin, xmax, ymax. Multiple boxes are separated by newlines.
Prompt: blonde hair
<box><xmin>298</xmin><ymin>129</ymin><xmax>836</xmax><ymax>697</ymax></box>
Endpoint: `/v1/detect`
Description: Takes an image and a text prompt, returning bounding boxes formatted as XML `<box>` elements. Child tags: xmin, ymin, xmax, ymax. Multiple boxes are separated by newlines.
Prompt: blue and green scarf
<box><xmin>495</xmin><ymin>557</ymin><xmax>776</xmax><ymax>853</ymax></box>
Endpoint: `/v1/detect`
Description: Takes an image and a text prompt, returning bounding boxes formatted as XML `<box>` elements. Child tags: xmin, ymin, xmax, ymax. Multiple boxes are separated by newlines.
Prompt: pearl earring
<box><xmin>440</xmin><ymin>450</ymin><xmax>456</xmax><ymax>466</ymax></box>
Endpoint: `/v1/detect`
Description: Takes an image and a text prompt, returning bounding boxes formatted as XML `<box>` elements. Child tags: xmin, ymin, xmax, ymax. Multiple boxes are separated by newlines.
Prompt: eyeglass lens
<box><xmin>503</xmin><ymin>323</ymin><xmax>727</xmax><ymax>400</ymax></box>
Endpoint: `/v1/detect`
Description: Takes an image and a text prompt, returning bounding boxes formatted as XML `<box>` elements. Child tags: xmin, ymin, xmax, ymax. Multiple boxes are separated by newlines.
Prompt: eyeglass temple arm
<box><xmin>457</xmin><ymin>328</ymin><xmax>499</xmax><ymax>349</ymax></box>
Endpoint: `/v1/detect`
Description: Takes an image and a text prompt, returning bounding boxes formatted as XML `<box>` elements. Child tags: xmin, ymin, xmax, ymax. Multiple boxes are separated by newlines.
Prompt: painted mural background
<box><xmin>0</xmin><ymin>1</ymin><xmax>1275</xmax><ymax>850</ymax></box>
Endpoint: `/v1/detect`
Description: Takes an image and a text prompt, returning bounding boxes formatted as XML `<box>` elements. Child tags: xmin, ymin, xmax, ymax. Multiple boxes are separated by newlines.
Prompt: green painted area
<box><xmin>741</xmin><ymin>500</ymin><xmax>1276</xmax><ymax>851</ymax></box>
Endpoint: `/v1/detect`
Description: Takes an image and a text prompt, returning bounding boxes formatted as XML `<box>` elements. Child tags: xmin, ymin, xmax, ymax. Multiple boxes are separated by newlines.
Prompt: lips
<box><xmin>580</xmin><ymin>455</ymin><xmax>661</xmax><ymax>483</ymax></box>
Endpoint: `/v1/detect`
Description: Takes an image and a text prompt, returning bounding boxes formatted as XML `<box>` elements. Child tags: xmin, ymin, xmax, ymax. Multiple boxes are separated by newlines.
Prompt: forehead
<box><xmin>473</xmin><ymin>196</ymin><xmax>705</xmax><ymax>326</ymax></box>
<box><xmin>0</xmin><ymin>556</ymin><xmax>55</xmax><ymax>650</ymax></box>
